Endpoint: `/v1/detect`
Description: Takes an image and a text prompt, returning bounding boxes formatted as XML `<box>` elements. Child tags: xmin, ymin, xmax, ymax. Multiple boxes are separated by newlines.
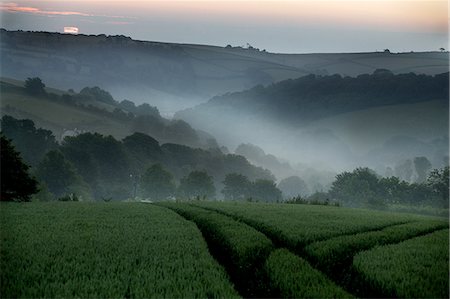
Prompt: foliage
<box><xmin>285</xmin><ymin>194</ymin><xmax>338</xmax><ymax>206</ymax></box>
<box><xmin>221</xmin><ymin>174</ymin><xmax>282</xmax><ymax>202</ymax></box>
<box><xmin>178</xmin><ymin>171</ymin><xmax>216</xmax><ymax>199</ymax></box>
<box><xmin>198</xmin><ymin>70</ymin><xmax>449</xmax><ymax>124</ymax></box>
<box><xmin>0</xmin><ymin>135</ymin><xmax>38</xmax><ymax>201</ymax></box>
<box><xmin>278</xmin><ymin>176</ymin><xmax>310</xmax><ymax>198</ymax></box>
<box><xmin>79</xmin><ymin>86</ymin><xmax>116</xmax><ymax>105</ymax></box>
<box><xmin>0</xmin><ymin>203</ymin><xmax>239</xmax><ymax>298</ymax></box>
<box><xmin>394</xmin><ymin>159</ymin><xmax>414</xmax><ymax>182</ymax></box>
<box><xmin>265</xmin><ymin>249</ymin><xmax>352</xmax><ymax>298</ymax></box>
<box><xmin>353</xmin><ymin>229</ymin><xmax>449</xmax><ymax>298</ymax></box>
<box><xmin>62</xmin><ymin>133</ymin><xmax>131</xmax><ymax>200</ymax></box>
<box><xmin>329</xmin><ymin>167</ymin><xmax>385</xmax><ymax>208</ymax></box>
<box><xmin>222</xmin><ymin>173</ymin><xmax>252</xmax><ymax>200</ymax></box>
<box><xmin>35</xmin><ymin>150</ymin><xmax>91</xmax><ymax>200</ymax></box>
<box><xmin>24</xmin><ymin>77</ymin><xmax>46</xmax><ymax>95</ymax></box>
<box><xmin>413</xmin><ymin>156</ymin><xmax>432</xmax><ymax>183</ymax></box>
<box><xmin>426</xmin><ymin>166</ymin><xmax>449</xmax><ymax>204</ymax></box>
<box><xmin>329</xmin><ymin>167</ymin><xmax>445</xmax><ymax>208</ymax></box>
<box><xmin>1</xmin><ymin>115</ymin><xmax>57</xmax><ymax>166</ymax></box>
<box><xmin>251</xmin><ymin>179</ymin><xmax>283</xmax><ymax>202</ymax></box>
<box><xmin>140</xmin><ymin>164</ymin><xmax>176</xmax><ymax>200</ymax></box>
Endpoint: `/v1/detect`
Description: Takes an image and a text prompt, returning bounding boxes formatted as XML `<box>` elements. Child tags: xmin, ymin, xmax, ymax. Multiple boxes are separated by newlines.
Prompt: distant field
<box><xmin>1</xmin><ymin>201</ymin><xmax>448</xmax><ymax>298</ymax></box>
<box><xmin>0</xmin><ymin>81</ymin><xmax>132</xmax><ymax>140</ymax></box>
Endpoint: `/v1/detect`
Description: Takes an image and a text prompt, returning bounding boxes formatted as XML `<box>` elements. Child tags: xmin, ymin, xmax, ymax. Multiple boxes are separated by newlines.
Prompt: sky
<box><xmin>0</xmin><ymin>0</ymin><xmax>448</xmax><ymax>53</ymax></box>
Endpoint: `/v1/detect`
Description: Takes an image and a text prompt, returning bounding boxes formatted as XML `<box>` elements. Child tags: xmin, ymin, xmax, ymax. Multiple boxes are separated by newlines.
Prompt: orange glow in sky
<box><xmin>1</xmin><ymin>0</ymin><xmax>448</xmax><ymax>53</ymax></box>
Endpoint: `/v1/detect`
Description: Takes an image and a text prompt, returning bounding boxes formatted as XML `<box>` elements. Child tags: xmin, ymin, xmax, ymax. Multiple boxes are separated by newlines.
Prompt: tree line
<box><xmin>9</xmin><ymin>77</ymin><xmax>212</xmax><ymax>149</ymax></box>
<box><xmin>1</xmin><ymin>115</ymin><xmax>447</xmax><ymax>208</ymax></box>
<box><xmin>0</xmin><ymin>115</ymin><xmax>276</xmax><ymax>202</ymax></box>
<box><xmin>202</xmin><ymin>70</ymin><xmax>449</xmax><ymax>125</ymax></box>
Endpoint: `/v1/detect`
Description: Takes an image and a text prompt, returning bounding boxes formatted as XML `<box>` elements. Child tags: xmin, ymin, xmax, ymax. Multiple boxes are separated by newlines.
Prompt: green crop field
<box><xmin>0</xmin><ymin>202</ymin><xmax>239</xmax><ymax>298</ymax></box>
<box><xmin>353</xmin><ymin>229</ymin><xmax>449</xmax><ymax>298</ymax></box>
<box><xmin>1</xmin><ymin>201</ymin><xmax>448</xmax><ymax>298</ymax></box>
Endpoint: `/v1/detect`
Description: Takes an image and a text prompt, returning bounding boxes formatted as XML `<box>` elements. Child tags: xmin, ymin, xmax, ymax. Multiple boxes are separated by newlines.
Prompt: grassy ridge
<box><xmin>353</xmin><ymin>229</ymin><xmax>449</xmax><ymax>298</ymax></box>
<box><xmin>194</xmin><ymin>201</ymin><xmax>419</xmax><ymax>250</ymax></box>
<box><xmin>156</xmin><ymin>202</ymin><xmax>273</xmax><ymax>297</ymax></box>
<box><xmin>265</xmin><ymin>249</ymin><xmax>352</xmax><ymax>298</ymax></box>
<box><xmin>305</xmin><ymin>219</ymin><xmax>449</xmax><ymax>276</ymax></box>
<box><xmin>0</xmin><ymin>202</ymin><xmax>239</xmax><ymax>298</ymax></box>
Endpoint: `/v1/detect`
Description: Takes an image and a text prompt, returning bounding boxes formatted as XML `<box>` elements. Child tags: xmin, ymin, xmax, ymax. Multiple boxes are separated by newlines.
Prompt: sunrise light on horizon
<box><xmin>0</xmin><ymin>0</ymin><xmax>447</xmax><ymax>53</ymax></box>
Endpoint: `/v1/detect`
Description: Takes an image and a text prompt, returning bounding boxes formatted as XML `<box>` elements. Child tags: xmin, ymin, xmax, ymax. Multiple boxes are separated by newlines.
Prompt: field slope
<box><xmin>1</xmin><ymin>201</ymin><xmax>448</xmax><ymax>298</ymax></box>
<box><xmin>0</xmin><ymin>202</ymin><xmax>238</xmax><ymax>298</ymax></box>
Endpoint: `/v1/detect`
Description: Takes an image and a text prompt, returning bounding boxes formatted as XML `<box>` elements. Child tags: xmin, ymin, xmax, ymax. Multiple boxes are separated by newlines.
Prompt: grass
<box><xmin>194</xmin><ymin>201</ymin><xmax>420</xmax><ymax>250</ymax></box>
<box><xmin>0</xmin><ymin>81</ymin><xmax>131</xmax><ymax>139</ymax></box>
<box><xmin>156</xmin><ymin>202</ymin><xmax>273</xmax><ymax>297</ymax></box>
<box><xmin>1</xmin><ymin>201</ymin><xmax>447</xmax><ymax>298</ymax></box>
<box><xmin>353</xmin><ymin>229</ymin><xmax>449</xmax><ymax>298</ymax></box>
<box><xmin>0</xmin><ymin>202</ymin><xmax>239</xmax><ymax>298</ymax></box>
<box><xmin>305</xmin><ymin>219</ymin><xmax>449</xmax><ymax>276</ymax></box>
<box><xmin>265</xmin><ymin>249</ymin><xmax>352</xmax><ymax>298</ymax></box>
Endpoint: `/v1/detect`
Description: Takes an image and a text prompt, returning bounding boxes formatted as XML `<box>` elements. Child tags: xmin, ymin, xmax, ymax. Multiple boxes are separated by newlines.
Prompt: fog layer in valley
<box><xmin>1</xmin><ymin>30</ymin><xmax>448</xmax><ymax>194</ymax></box>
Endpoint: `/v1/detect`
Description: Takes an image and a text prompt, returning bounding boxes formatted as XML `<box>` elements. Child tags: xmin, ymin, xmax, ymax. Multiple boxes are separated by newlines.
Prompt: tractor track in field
<box><xmin>156</xmin><ymin>203</ymin><xmax>277</xmax><ymax>298</ymax></box>
<box><xmin>189</xmin><ymin>203</ymin><xmax>448</xmax><ymax>298</ymax></box>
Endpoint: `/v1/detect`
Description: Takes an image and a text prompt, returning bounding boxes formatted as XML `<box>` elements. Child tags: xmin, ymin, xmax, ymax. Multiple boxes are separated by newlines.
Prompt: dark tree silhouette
<box><xmin>36</xmin><ymin>150</ymin><xmax>80</xmax><ymax>198</ymax></box>
<box><xmin>24</xmin><ymin>77</ymin><xmax>46</xmax><ymax>95</ymax></box>
<box><xmin>427</xmin><ymin>167</ymin><xmax>449</xmax><ymax>203</ymax></box>
<box><xmin>1</xmin><ymin>135</ymin><xmax>38</xmax><ymax>201</ymax></box>
<box><xmin>140</xmin><ymin>164</ymin><xmax>176</xmax><ymax>200</ymax></box>
<box><xmin>178</xmin><ymin>170</ymin><xmax>215</xmax><ymax>199</ymax></box>
<box><xmin>222</xmin><ymin>173</ymin><xmax>252</xmax><ymax>200</ymax></box>
<box><xmin>251</xmin><ymin>179</ymin><xmax>283</xmax><ymax>202</ymax></box>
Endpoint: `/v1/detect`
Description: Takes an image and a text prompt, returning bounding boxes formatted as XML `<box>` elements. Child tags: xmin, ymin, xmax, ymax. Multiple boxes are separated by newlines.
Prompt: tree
<box><xmin>394</xmin><ymin>159</ymin><xmax>413</xmax><ymax>182</ymax></box>
<box><xmin>1</xmin><ymin>135</ymin><xmax>38</xmax><ymax>201</ymax></box>
<box><xmin>140</xmin><ymin>164</ymin><xmax>176</xmax><ymax>200</ymax></box>
<box><xmin>35</xmin><ymin>150</ymin><xmax>87</xmax><ymax>199</ymax></box>
<box><xmin>24</xmin><ymin>77</ymin><xmax>46</xmax><ymax>95</ymax></box>
<box><xmin>329</xmin><ymin>167</ymin><xmax>384</xmax><ymax>208</ymax></box>
<box><xmin>1</xmin><ymin>115</ymin><xmax>57</xmax><ymax>166</ymax></box>
<box><xmin>251</xmin><ymin>179</ymin><xmax>282</xmax><ymax>202</ymax></box>
<box><xmin>178</xmin><ymin>170</ymin><xmax>215</xmax><ymax>199</ymax></box>
<box><xmin>413</xmin><ymin>156</ymin><xmax>432</xmax><ymax>183</ymax></box>
<box><xmin>222</xmin><ymin>173</ymin><xmax>252</xmax><ymax>200</ymax></box>
<box><xmin>79</xmin><ymin>86</ymin><xmax>116</xmax><ymax>105</ymax></box>
<box><xmin>278</xmin><ymin>176</ymin><xmax>310</xmax><ymax>198</ymax></box>
<box><xmin>426</xmin><ymin>167</ymin><xmax>449</xmax><ymax>205</ymax></box>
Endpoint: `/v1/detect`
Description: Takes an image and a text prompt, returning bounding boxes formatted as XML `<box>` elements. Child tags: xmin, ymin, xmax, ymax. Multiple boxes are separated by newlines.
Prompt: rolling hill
<box><xmin>0</xmin><ymin>78</ymin><xmax>216</xmax><ymax>149</ymax></box>
<box><xmin>175</xmin><ymin>71</ymin><xmax>449</xmax><ymax>172</ymax></box>
<box><xmin>1</xmin><ymin>29</ymin><xmax>448</xmax><ymax>115</ymax></box>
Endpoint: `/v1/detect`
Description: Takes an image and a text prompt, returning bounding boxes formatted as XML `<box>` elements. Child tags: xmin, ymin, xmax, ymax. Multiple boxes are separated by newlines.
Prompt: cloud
<box><xmin>104</xmin><ymin>21</ymin><xmax>133</xmax><ymax>25</ymax></box>
<box><xmin>0</xmin><ymin>2</ymin><xmax>135</xmax><ymax>20</ymax></box>
<box><xmin>0</xmin><ymin>2</ymin><xmax>92</xmax><ymax>16</ymax></box>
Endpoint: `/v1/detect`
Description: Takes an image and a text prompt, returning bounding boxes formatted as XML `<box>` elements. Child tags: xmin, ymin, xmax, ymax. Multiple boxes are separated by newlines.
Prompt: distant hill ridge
<box><xmin>1</xmin><ymin>29</ymin><xmax>448</xmax><ymax>114</ymax></box>
<box><xmin>177</xmin><ymin>70</ymin><xmax>449</xmax><ymax>126</ymax></box>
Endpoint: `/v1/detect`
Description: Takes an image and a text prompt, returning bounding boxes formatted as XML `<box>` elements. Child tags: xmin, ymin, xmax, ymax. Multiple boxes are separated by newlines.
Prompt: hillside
<box><xmin>1</xmin><ymin>29</ymin><xmax>448</xmax><ymax>115</ymax></box>
<box><xmin>175</xmin><ymin>71</ymin><xmax>449</xmax><ymax>172</ymax></box>
<box><xmin>0</xmin><ymin>78</ymin><xmax>215</xmax><ymax>149</ymax></box>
